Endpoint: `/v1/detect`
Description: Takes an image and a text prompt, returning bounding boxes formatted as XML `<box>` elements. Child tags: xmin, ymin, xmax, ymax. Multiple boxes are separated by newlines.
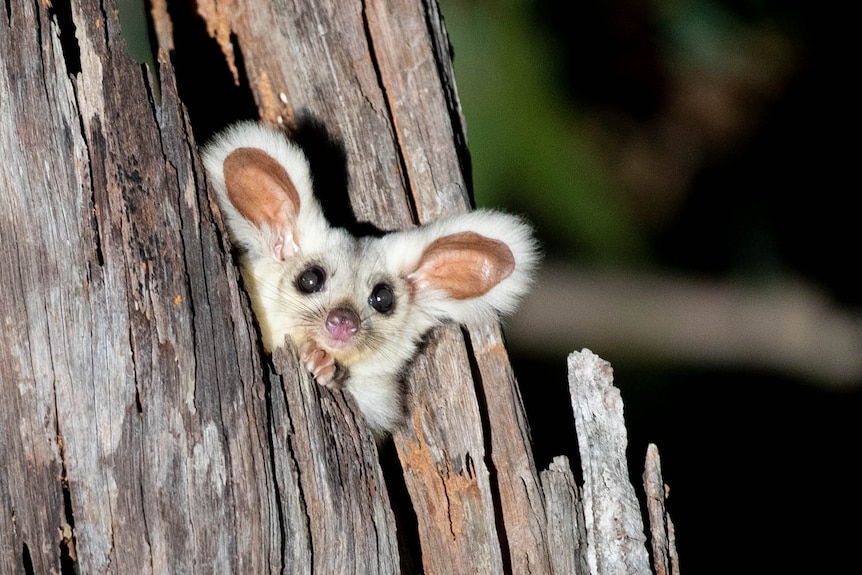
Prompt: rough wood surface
<box><xmin>394</xmin><ymin>326</ymin><xmax>505</xmax><ymax>574</ymax></box>
<box><xmin>2</xmin><ymin>1</ymin><xmax>277</xmax><ymax>571</ymax></box>
<box><xmin>644</xmin><ymin>444</ymin><xmax>681</xmax><ymax>575</ymax></box>
<box><xmin>269</xmin><ymin>346</ymin><xmax>400</xmax><ymax>574</ymax></box>
<box><xmin>568</xmin><ymin>350</ymin><xmax>653</xmax><ymax>575</ymax></box>
<box><xmin>1</xmin><ymin>1</ymin><xmax>396</xmax><ymax>572</ymax></box>
<box><xmin>2</xmin><ymin>1</ymin><xmax>680</xmax><ymax>573</ymax></box>
<box><xmin>540</xmin><ymin>456</ymin><xmax>590</xmax><ymax>575</ymax></box>
<box><xmin>468</xmin><ymin>321</ymin><xmax>553</xmax><ymax>573</ymax></box>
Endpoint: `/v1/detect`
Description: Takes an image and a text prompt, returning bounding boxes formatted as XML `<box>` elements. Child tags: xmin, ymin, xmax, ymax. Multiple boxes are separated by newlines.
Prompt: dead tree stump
<box><xmin>0</xmin><ymin>1</ymin><xmax>677</xmax><ymax>573</ymax></box>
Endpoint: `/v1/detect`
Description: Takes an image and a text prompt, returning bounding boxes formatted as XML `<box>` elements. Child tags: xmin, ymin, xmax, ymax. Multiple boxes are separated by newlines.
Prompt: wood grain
<box><xmin>568</xmin><ymin>350</ymin><xmax>653</xmax><ymax>575</ymax></box>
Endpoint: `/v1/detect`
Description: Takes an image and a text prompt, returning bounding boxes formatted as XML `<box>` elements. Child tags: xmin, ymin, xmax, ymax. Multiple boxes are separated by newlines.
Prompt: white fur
<box><xmin>380</xmin><ymin>210</ymin><xmax>539</xmax><ymax>325</ymax></box>
<box><xmin>203</xmin><ymin>122</ymin><xmax>539</xmax><ymax>437</ymax></box>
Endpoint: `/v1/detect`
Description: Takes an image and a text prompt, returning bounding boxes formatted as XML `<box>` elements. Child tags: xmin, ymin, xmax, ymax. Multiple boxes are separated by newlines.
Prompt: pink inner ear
<box><xmin>223</xmin><ymin>147</ymin><xmax>302</xmax><ymax>260</ymax></box>
<box><xmin>409</xmin><ymin>231</ymin><xmax>515</xmax><ymax>300</ymax></box>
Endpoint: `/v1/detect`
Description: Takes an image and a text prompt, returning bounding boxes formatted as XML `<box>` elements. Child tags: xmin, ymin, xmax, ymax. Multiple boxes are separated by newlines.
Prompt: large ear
<box><xmin>398</xmin><ymin>210</ymin><xmax>539</xmax><ymax>324</ymax></box>
<box><xmin>202</xmin><ymin>122</ymin><xmax>324</xmax><ymax>261</ymax></box>
<box><xmin>408</xmin><ymin>231</ymin><xmax>515</xmax><ymax>299</ymax></box>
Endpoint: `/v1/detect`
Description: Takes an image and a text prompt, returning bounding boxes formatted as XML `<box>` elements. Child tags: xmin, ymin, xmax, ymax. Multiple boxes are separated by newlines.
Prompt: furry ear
<box><xmin>407</xmin><ymin>231</ymin><xmax>515</xmax><ymax>300</ymax></box>
<box><xmin>202</xmin><ymin>122</ymin><xmax>326</xmax><ymax>260</ymax></box>
<box><xmin>391</xmin><ymin>210</ymin><xmax>539</xmax><ymax>325</ymax></box>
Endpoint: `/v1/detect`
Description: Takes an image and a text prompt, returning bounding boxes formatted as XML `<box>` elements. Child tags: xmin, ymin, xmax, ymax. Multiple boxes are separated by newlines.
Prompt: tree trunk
<box><xmin>0</xmin><ymin>1</ymin><xmax>677</xmax><ymax>573</ymax></box>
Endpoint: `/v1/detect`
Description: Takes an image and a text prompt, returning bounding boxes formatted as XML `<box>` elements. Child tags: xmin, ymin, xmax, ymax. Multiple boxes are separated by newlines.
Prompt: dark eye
<box><xmin>296</xmin><ymin>266</ymin><xmax>326</xmax><ymax>294</ymax></box>
<box><xmin>368</xmin><ymin>283</ymin><xmax>395</xmax><ymax>314</ymax></box>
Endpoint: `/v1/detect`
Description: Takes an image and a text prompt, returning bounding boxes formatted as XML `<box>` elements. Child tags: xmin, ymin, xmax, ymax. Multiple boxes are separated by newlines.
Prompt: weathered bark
<box><xmin>568</xmin><ymin>350</ymin><xmax>653</xmax><ymax>575</ymax></box>
<box><xmin>644</xmin><ymin>444</ymin><xmax>681</xmax><ymax>575</ymax></box>
<box><xmin>2</xmin><ymin>1</ymin><xmax>397</xmax><ymax>572</ymax></box>
<box><xmin>1</xmin><ymin>1</ymin><xmax>678</xmax><ymax>573</ymax></box>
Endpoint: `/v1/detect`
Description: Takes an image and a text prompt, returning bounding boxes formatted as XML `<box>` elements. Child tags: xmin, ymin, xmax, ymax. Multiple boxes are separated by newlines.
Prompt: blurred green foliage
<box><xmin>439</xmin><ymin>0</ymin><xmax>800</xmax><ymax>272</ymax></box>
<box><xmin>440</xmin><ymin>0</ymin><xmax>647</xmax><ymax>263</ymax></box>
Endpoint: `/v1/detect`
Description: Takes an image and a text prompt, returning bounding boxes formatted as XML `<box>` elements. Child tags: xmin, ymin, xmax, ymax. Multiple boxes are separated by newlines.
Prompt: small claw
<box><xmin>314</xmin><ymin>363</ymin><xmax>338</xmax><ymax>388</ymax></box>
<box><xmin>299</xmin><ymin>340</ymin><xmax>341</xmax><ymax>388</ymax></box>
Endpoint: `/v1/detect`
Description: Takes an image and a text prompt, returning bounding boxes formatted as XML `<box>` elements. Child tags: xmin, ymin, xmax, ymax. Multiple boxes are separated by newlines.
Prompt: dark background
<box><xmin>437</xmin><ymin>0</ymin><xmax>859</xmax><ymax>572</ymax></box>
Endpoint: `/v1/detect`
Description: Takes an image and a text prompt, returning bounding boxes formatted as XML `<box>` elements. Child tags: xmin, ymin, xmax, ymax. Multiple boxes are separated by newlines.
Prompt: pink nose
<box><xmin>325</xmin><ymin>307</ymin><xmax>360</xmax><ymax>342</ymax></box>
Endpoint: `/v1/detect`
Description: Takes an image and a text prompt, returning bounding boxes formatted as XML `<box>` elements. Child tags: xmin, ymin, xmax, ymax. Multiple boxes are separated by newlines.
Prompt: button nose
<box><xmin>325</xmin><ymin>307</ymin><xmax>360</xmax><ymax>341</ymax></box>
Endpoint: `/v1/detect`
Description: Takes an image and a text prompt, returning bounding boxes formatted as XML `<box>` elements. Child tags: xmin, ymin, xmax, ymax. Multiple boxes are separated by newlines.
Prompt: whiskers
<box><xmin>360</xmin><ymin>319</ymin><xmax>423</xmax><ymax>363</ymax></box>
<box><xmin>238</xmin><ymin>261</ymin><xmax>424</xmax><ymax>366</ymax></box>
<box><xmin>240</xmin><ymin>270</ymin><xmax>328</xmax><ymax>338</ymax></box>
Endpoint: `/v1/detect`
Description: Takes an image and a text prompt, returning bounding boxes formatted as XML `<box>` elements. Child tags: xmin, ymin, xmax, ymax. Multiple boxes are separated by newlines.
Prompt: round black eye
<box><xmin>296</xmin><ymin>266</ymin><xmax>326</xmax><ymax>294</ymax></box>
<box><xmin>368</xmin><ymin>283</ymin><xmax>395</xmax><ymax>314</ymax></box>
